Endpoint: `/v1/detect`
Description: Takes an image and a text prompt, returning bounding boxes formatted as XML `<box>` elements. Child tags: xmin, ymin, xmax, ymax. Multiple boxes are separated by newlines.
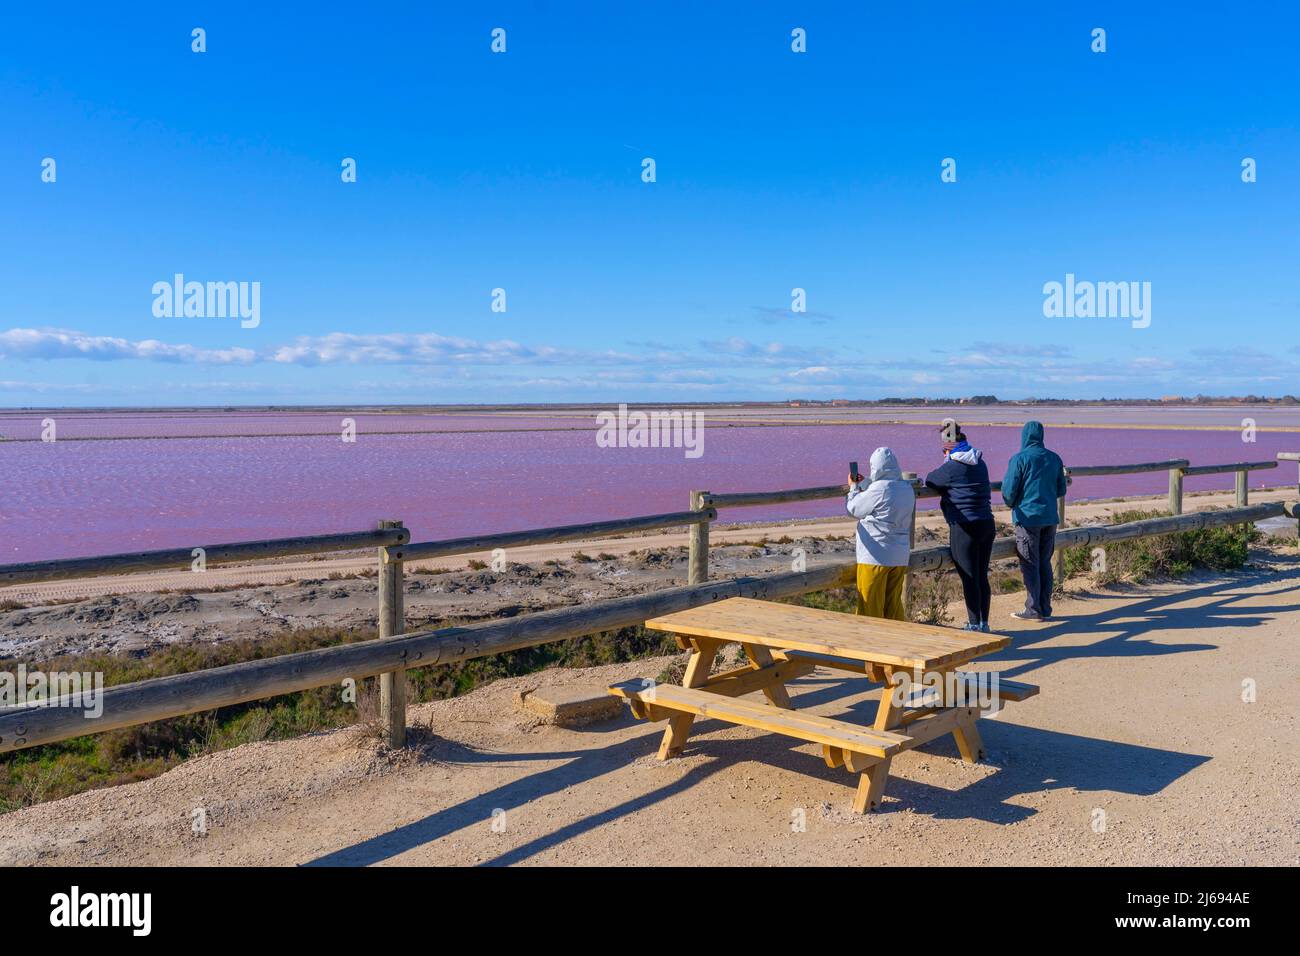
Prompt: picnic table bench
<box><xmin>609</xmin><ymin>597</ymin><xmax>1038</xmax><ymax>813</ymax></box>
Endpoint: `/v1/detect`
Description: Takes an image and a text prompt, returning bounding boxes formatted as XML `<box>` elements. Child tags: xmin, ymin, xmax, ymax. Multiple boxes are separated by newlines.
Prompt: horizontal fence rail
<box><xmin>399</xmin><ymin>509</ymin><xmax>715</xmax><ymax>563</ymax></box>
<box><xmin>0</xmin><ymin>501</ymin><xmax>1289</xmax><ymax>755</ymax></box>
<box><xmin>1065</xmin><ymin>459</ymin><xmax>1189</xmax><ymax>477</ymax></box>
<box><xmin>908</xmin><ymin>502</ymin><xmax>1287</xmax><ymax>571</ymax></box>
<box><xmin>703</xmin><ymin>482</ymin><xmax>1004</xmax><ymax>509</ymax></box>
<box><xmin>1181</xmin><ymin>460</ymin><xmax>1277</xmax><ymax>476</ymax></box>
<box><xmin>699</xmin><ymin>457</ymin><xmax>1282</xmax><ymax>511</ymax></box>
<box><xmin>0</xmin><ymin>528</ymin><xmax>411</xmax><ymax>587</ymax></box>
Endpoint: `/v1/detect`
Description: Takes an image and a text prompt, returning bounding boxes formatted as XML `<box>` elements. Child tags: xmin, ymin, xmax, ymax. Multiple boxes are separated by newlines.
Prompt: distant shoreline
<box><xmin>2</xmin><ymin>418</ymin><xmax>1299</xmax><ymax>443</ymax></box>
<box><xmin>2</xmin><ymin>399</ymin><xmax>1299</xmax><ymax>415</ymax></box>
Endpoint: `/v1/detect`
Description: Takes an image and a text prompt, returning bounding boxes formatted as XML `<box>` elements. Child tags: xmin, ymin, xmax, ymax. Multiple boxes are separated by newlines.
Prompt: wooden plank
<box><xmin>610</xmin><ymin>681</ymin><xmax>908</xmax><ymax>757</ymax></box>
<box><xmin>648</xmin><ymin>599</ymin><xmax>1003</xmax><ymax>655</ymax></box>
<box><xmin>615</xmin><ymin>680</ymin><xmax>906</xmax><ymax>743</ymax></box>
<box><xmin>1182</xmin><ymin>460</ymin><xmax>1277</xmax><ymax>476</ymax></box>
<box><xmin>401</xmin><ymin>508</ymin><xmax>715</xmax><ymax>562</ymax></box>
<box><xmin>0</xmin><ymin>527</ymin><xmax>411</xmax><ymax>586</ymax></box>
<box><xmin>702</xmin><ymin>659</ymin><xmax>815</xmax><ymax>699</ymax></box>
<box><xmin>775</xmin><ymin>649</ymin><xmax>871</xmax><ymax>674</ymax></box>
<box><xmin>741</xmin><ymin>643</ymin><xmax>794</xmax><ymax>708</ymax></box>
<box><xmin>1067</xmin><ymin>459</ymin><xmax>1189</xmax><ymax>476</ymax></box>
<box><xmin>952</xmin><ymin>672</ymin><xmax>1040</xmax><ymax>703</ymax></box>
<box><xmin>895</xmin><ymin>706</ymin><xmax>979</xmax><ymax>750</ymax></box>
<box><xmin>647</xmin><ymin>598</ymin><xmax>1010</xmax><ymax>670</ymax></box>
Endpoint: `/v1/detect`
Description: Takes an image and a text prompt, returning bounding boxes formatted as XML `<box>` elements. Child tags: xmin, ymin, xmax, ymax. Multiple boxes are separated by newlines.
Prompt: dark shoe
<box><xmin>1010</xmin><ymin>610</ymin><xmax>1041</xmax><ymax>621</ymax></box>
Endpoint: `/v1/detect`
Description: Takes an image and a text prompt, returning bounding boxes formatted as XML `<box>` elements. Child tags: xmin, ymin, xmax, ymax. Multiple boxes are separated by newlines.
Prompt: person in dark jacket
<box><xmin>1000</xmin><ymin>420</ymin><xmax>1068</xmax><ymax>620</ymax></box>
<box><xmin>925</xmin><ymin>422</ymin><xmax>995</xmax><ymax>632</ymax></box>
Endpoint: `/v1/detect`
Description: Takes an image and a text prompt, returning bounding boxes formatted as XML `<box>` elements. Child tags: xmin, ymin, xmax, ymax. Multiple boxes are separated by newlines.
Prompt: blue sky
<box><xmin>1</xmin><ymin>2</ymin><xmax>1297</xmax><ymax>405</ymax></box>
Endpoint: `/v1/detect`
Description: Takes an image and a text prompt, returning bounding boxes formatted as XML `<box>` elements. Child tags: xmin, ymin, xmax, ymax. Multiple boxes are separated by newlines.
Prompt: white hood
<box><xmin>846</xmin><ymin>446</ymin><xmax>915</xmax><ymax>567</ymax></box>
<box><xmin>869</xmin><ymin>446</ymin><xmax>902</xmax><ymax>482</ymax></box>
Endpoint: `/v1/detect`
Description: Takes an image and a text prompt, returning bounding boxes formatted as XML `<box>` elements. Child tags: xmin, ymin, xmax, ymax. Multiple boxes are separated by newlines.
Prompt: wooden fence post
<box><xmin>1283</xmin><ymin>453</ymin><xmax>1300</xmax><ymax>497</ymax></box>
<box><xmin>1235</xmin><ymin>468</ymin><xmax>1249</xmax><ymax>507</ymax></box>
<box><xmin>1168</xmin><ymin>466</ymin><xmax>1184</xmax><ymax>515</ymax></box>
<box><xmin>1052</xmin><ymin>471</ymin><xmax>1067</xmax><ymax>586</ymax></box>
<box><xmin>688</xmin><ymin>491</ymin><xmax>710</xmax><ymax>585</ymax></box>
<box><xmin>378</xmin><ymin>519</ymin><xmax>406</xmax><ymax>748</ymax></box>
<box><xmin>902</xmin><ymin>473</ymin><xmax>918</xmax><ymax>610</ymax></box>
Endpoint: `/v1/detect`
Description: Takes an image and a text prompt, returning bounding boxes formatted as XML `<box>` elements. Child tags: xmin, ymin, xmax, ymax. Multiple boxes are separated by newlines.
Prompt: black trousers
<box><xmin>948</xmin><ymin>517</ymin><xmax>996</xmax><ymax>625</ymax></box>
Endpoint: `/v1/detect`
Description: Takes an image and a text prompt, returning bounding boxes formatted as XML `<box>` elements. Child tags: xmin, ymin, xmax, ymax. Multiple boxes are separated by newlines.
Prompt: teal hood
<box><xmin>1001</xmin><ymin>420</ymin><xmax>1066</xmax><ymax>526</ymax></box>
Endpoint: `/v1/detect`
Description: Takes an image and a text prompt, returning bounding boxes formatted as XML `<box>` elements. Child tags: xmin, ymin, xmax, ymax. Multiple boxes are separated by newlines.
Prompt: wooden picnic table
<box><xmin>609</xmin><ymin>597</ymin><xmax>1038</xmax><ymax>813</ymax></box>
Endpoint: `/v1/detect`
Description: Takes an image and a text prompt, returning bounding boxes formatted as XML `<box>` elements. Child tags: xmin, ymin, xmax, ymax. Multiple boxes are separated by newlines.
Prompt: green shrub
<box><xmin>1061</xmin><ymin>509</ymin><xmax>1259</xmax><ymax>585</ymax></box>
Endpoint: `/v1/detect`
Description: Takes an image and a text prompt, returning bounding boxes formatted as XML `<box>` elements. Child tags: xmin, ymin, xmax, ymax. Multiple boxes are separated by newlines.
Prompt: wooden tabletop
<box><xmin>645</xmin><ymin>597</ymin><xmax>1009</xmax><ymax>670</ymax></box>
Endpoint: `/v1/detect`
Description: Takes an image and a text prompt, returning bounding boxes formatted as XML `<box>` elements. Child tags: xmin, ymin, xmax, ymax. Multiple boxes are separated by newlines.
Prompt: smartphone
<box><xmin>849</xmin><ymin>460</ymin><xmax>859</xmax><ymax>481</ymax></box>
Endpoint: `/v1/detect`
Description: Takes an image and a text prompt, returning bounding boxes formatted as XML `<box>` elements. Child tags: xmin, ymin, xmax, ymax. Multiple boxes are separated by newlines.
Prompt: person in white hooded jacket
<box><xmin>846</xmin><ymin>446</ymin><xmax>916</xmax><ymax>621</ymax></box>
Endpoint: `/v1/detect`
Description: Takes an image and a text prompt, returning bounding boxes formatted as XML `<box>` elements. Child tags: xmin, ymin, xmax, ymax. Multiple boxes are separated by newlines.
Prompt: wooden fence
<box><xmin>0</xmin><ymin>454</ymin><xmax>1295</xmax><ymax>755</ymax></box>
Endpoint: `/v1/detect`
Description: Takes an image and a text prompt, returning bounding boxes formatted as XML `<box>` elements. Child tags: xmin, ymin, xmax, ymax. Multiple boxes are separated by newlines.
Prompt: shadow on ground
<box><xmin>305</xmin><ymin>565</ymin><xmax>1299</xmax><ymax>866</ymax></box>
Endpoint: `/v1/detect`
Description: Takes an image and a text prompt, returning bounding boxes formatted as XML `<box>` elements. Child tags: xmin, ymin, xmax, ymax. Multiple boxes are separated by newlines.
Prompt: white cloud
<box><xmin>0</xmin><ymin>328</ymin><xmax>255</xmax><ymax>364</ymax></box>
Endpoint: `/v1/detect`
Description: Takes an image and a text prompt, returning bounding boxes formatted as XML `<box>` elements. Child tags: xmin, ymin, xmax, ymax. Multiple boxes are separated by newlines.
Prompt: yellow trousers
<box><xmin>855</xmin><ymin>564</ymin><xmax>907</xmax><ymax>621</ymax></box>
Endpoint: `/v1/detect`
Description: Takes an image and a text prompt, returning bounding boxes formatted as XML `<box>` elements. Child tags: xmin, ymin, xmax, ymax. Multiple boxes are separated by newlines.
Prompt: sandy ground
<box><xmin>2</xmin><ymin>551</ymin><xmax>1297</xmax><ymax>867</ymax></box>
<box><xmin>3</xmin><ymin>487</ymin><xmax>1294</xmax><ymax>661</ymax></box>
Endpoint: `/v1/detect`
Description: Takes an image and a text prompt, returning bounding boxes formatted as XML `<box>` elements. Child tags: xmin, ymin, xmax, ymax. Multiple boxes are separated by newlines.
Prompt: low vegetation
<box><xmin>1061</xmin><ymin>509</ymin><xmax>1259</xmax><ymax>585</ymax></box>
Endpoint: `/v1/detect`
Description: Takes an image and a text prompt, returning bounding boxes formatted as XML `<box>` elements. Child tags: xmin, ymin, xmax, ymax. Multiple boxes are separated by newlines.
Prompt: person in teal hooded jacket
<box><xmin>1000</xmin><ymin>421</ymin><xmax>1067</xmax><ymax>620</ymax></box>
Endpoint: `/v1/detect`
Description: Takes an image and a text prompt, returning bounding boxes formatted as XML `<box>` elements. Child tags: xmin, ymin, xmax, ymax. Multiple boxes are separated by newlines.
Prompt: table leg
<box><xmin>742</xmin><ymin>642</ymin><xmax>794</xmax><ymax>709</ymax></box>
<box><xmin>853</xmin><ymin>759</ymin><xmax>892</xmax><ymax>813</ymax></box>
<box><xmin>656</xmin><ymin>638</ymin><xmax>720</xmax><ymax>760</ymax></box>
<box><xmin>952</xmin><ymin>716</ymin><xmax>985</xmax><ymax>763</ymax></box>
<box><xmin>873</xmin><ymin>666</ymin><xmax>904</xmax><ymax>731</ymax></box>
<box><xmin>940</xmin><ymin>665</ymin><xmax>985</xmax><ymax>764</ymax></box>
<box><xmin>854</xmin><ymin>666</ymin><xmax>905</xmax><ymax>812</ymax></box>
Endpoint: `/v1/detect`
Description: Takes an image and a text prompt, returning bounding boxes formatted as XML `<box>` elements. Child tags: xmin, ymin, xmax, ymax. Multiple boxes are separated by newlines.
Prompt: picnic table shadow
<box><xmin>303</xmin><ymin>673</ymin><xmax>1207</xmax><ymax>866</ymax></box>
<box><xmin>304</xmin><ymin>566</ymin><xmax>1298</xmax><ymax>865</ymax></box>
